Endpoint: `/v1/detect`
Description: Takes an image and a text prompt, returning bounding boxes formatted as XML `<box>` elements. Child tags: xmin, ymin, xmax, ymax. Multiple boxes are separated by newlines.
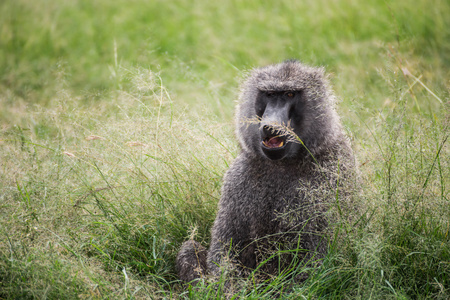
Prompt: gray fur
<box><xmin>176</xmin><ymin>240</ymin><xmax>208</xmax><ymax>283</ymax></box>
<box><xmin>176</xmin><ymin>60</ymin><xmax>355</xmax><ymax>283</ymax></box>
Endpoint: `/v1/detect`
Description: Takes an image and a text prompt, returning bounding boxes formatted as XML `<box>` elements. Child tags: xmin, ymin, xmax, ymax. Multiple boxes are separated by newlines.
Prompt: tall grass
<box><xmin>298</xmin><ymin>52</ymin><xmax>449</xmax><ymax>299</ymax></box>
<box><xmin>1</xmin><ymin>67</ymin><xmax>237</xmax><ymax>298</ymax></box>
<box><xmin>1</xmin><ymin>0</ymin><xmax>449</xmax><ymax>298</ymax></box>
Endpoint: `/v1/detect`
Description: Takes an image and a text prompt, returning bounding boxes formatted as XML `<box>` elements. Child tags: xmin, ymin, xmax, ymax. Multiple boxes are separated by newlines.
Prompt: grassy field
<box><xmin>1</xmin><ymin>0</ymin><xmax>449</xmax><ymax>298</ymax></box>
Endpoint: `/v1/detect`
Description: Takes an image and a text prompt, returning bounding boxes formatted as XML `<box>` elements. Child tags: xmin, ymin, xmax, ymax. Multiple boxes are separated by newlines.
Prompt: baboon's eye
<box><xmin>266</xmin><ymin>91</ymin><xmax>275</xmax><ymax>97</ymax></box>
<box><xmin>285</xmin><ymin>92</ymin><xmax>295</xmax><ymax>98</ymax></box>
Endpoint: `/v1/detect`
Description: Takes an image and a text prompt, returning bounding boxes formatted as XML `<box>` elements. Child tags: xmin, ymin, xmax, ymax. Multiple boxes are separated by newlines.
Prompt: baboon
<box><xmin>176</xmin><ymin>60</ymin><xmax>355</xmax><ymax>283</ymax></box>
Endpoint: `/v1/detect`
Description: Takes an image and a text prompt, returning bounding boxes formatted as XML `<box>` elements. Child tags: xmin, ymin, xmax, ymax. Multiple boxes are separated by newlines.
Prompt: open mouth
<box><xmin>262</xmin><ymin>135</ymin><xmax>286</xmax><ymax>149</ymax></box>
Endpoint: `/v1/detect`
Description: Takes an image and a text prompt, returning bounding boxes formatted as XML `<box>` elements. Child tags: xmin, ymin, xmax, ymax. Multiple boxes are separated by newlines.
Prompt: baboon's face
<box><xmin>237</xmin><ymin>61</ymin><xmax>333</xmax><ymax>160</ymax></box>
<box><xmin>255</xmin><ymin>90</ymin><xmax>304</xmax><ymax>160</ymax></box>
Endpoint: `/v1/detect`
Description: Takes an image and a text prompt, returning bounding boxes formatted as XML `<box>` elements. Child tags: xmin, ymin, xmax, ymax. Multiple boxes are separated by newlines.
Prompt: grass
<box><xmin>0</xmin><ymin>0</ymin><xmax>449</xmax><ymax>298</ymax></box>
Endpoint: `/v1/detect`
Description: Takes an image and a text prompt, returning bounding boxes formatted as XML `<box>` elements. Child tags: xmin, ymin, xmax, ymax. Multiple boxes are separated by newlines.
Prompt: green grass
<box><xmin>1</xmin><ymin>0</ymin><xmax>449</xmax><ymax>298</ymax></box>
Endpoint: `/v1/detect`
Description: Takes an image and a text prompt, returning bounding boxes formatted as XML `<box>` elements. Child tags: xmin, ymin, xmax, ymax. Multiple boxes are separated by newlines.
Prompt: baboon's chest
<box><xmin>246</xmin><ymin>172</ymin><xmax>307</xmax><ymax>235</ymax></box>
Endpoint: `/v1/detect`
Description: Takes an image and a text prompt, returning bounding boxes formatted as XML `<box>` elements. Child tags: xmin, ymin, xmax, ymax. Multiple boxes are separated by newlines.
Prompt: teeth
<box><xmin>263</xmin><ymin>138</ymin><xmax>284</xmax><ymax>148</ymax></box>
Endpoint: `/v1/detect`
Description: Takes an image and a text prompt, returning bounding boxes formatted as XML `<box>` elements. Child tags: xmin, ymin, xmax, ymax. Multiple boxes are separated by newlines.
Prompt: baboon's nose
<box><xmin>261</xmin><ymin>124</ymin><xmax>282</xmax><ymax>137</ymax></box>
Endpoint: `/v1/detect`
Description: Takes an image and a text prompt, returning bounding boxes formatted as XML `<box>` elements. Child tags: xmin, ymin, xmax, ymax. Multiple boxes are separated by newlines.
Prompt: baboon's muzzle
<box><xmin>260</xmin><ymin>102</ymin><xmax>292</xmax><ymax>160</ymax></box>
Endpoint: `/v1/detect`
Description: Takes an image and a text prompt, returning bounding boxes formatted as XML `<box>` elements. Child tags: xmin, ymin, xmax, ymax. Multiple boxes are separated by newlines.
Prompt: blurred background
<box><xmin>1</xmin><ymin>0</ymin><xmax>448</xmax><ymax>120</ymax></box>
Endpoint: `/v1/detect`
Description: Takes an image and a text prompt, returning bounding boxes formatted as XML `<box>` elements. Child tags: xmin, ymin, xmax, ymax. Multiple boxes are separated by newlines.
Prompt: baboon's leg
<box><xmin>176</xmin><ymin>240</ymin><xmax>207</xmax><ymax>283</ymax></box>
